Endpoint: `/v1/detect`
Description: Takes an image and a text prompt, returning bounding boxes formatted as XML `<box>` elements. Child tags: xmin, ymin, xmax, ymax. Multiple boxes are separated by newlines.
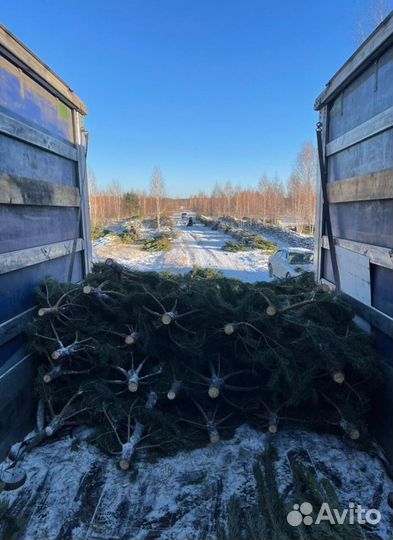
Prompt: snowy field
<box><xmin>93</xmin><ymin>214</ymin><xmax>276</xmax><ymax>282</ymax></box>
<box><xmin>1</xmin><ymin>426</ymin><xmax>392</xmax><ymax>540</ymax></box>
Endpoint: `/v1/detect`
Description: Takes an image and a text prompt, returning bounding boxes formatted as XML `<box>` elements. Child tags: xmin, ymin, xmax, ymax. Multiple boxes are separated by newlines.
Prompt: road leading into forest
<box><xmin>157</xmin><ymin>215</ymin><xmax>271</xmax><ymax>281</ymax></box>
<box><xmin>93</xmin><ymin>214</ymin><xmax>272</xmax><ymax>283</ymax></box>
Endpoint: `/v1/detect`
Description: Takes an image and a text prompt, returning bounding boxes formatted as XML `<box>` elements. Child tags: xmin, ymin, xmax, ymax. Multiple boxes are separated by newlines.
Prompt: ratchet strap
<box><xmin>316</xmin><ymin>122</ymin><xmax>341</xmax><ymax>291</ymax></box>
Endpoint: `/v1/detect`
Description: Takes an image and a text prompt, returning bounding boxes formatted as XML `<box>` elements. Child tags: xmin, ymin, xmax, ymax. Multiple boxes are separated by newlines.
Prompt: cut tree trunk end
<box><xmin>51</xmin><ymin>349</ymin><xmax>64</xmax><ymax>361</ymax></box>
<box><xmin>125</xmin><ymin>332</ymin><xmax>140</xmax><ymax>345</ymax></box>
<box><xmin>318</xmin><ymin>283</ymin><xmax>331</xmax><ymax>293</ymax></box>
<box><xmin>43</xmin><ymin>365</ymin><xmax>63</xmax><ymax>383</ymax></box>
<box><xmin>119</xmin><ymin>422</ymin><xmax>145</xmax><ymax>470</ymax></box>
<box><xmin>105</xmin><ymin>258</ymin><xmax>123</xmax><ymax>276</ymax></box>
<box><xmin>127</xmin><ymin>371</ymin><xmax>140</xmax><ymax>392</ymax></box>
<box><xmin>340</xmin><ymin>419</ymin><xmax>360</xmax><ymax>440</ymax></box>
<box><xmin>45</xmin><ymin>415</ymin><xmax>66</xmax><ymax>437</ymax></box>
<box><xmin>128</xmin><ymin>382</ymin><xmax>139</xmax><ymax>393</ymax></box>
<box><xmin>167</xmin><ymin>380</ymin><xmax>182</xmax><ymax>400</ymax></box>
<box><xmin>208</xmin><ymin>386</ymin><xmax>220</xmax><ymax>399</ymax></box>
<box><xmin>207</xmin><ymin>422</ymin><xmax>220</xmax><ymax>444</ymax></box>
<box><xmin>224</xmin><ymin>323</ymin><xmax>236</xmax><ymax>335</ymax></box>
<box><xmin>268</xmin><ymin>414</ymin><xmax>279</xmax><ymax>434</ymax></box>
<box><xmin>208</xmin><ymin>376</ymin><xmax>224</xmax><ymax>399</ymax></box>
<box><xmin>332</xmin><ymin>371</ymin><xmax>345</xmax><ymax>384</ymax></box>
<box><xmin>83</xmin><ymin>286</ymin><xmax>110</xmax><ymax>302</ymax></box>
<box><xmin>119</xmin><ymin>458</ymin><xmax>131</xmax><ymax>471</ymax></box>
<box><xmin>266</xmin><ymin>305</ymin><xmax>277</xmax><ymax>317</ymax></box>
<box><xmin>161</xmin><ymin>312</ymin><xmax>176</xmax><ymax>325</ymax></box>
<box><xmin>38</xmin><ymin>307</ymin><xmax>58</xmax><ymax>317</ymax></box>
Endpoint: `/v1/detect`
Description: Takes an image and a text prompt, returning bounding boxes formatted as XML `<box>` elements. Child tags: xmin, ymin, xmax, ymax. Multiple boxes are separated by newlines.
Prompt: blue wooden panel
<box><xmin>0</xmin><ymin>133</ymin><xmax>76</xmax><ymax>187</ymax></box>
<box><xmin>0</xmin><ymin>55</ymin><xmax>74</xmax><ymax>142</ymax></box>
<box><xmin>371</xmin><ymin>264</ymin><xmax>393</xmax><ymax>317</ymax></box>
<box><xmin>327</xmin><ymin>129</ymin><xmax>393</xmax><ymax>181</ymax></box>
<box><xmin>0</xmin><ymin>335</ymin><xmax>25</xmax><ymax>368</ymax></box>
<box><xmin>329</xmin><ymin>45</ymin><xmax>393</xmax><ymax>140</ymax></box>
<box><xmin>0</xmin><ymin>253</ymin><xmax>83</xmax><ymax>325</ymax></box>
<box><xmin>329</xmin><ymin>200</ymin><xmax>393</xmax><ymax>248</ymax></box>
<box><xmin>373</xmin><ymin>329</ymin><xmax>393</xmax><ymax>363</ymax></box>
<box><xmin>0</xmin><ymin>205</ymin><xmax>79</xmax><ymax>254</ymax></box>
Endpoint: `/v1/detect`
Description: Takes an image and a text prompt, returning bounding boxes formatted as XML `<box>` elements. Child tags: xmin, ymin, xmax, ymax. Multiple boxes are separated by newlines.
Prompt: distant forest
<box><xmin>89</xmin><ymin>142</ymin><xmax>316</xmax><ymax>234</ymax></box>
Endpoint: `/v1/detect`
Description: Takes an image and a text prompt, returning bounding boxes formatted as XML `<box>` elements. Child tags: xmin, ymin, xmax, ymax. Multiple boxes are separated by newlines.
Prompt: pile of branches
<box><xmin>12</xmin><ymin>261</ymin><xmax>381</xmax><ymax>470</ymax></box>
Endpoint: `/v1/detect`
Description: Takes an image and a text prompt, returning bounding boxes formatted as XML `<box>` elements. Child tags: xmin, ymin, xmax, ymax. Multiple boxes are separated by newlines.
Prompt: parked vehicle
<box><xmin>268</xmin><ymin>248</ymin><xmax>314</xmax><ymax>278</ymax></box>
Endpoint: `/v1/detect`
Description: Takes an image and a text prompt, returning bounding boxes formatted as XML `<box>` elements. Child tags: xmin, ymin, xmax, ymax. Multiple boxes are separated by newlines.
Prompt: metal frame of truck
<box><xmin>0</xmin><ymin>25</ymin><xmax>90</xmax><ymax>457</ymax></box>
<box><xmin>314</xmin><ymin>12</ymin><xmax>393</xmax><ymax>457</ymax></box>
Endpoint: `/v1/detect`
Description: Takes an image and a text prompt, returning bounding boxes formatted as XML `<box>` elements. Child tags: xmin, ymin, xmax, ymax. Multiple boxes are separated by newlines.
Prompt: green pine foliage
<box><xmin>0</xmin><ymin>502</ymin><xmax>25</xmax><ymax>540</ymax></box>
<box><xmin>222</xmin><ymin>234</ymin><xmax>276</xmax><ymax>252</ymax></box>
<box><xmin>218</xmin><ymin>445</ymin><xmax>370</xmax><ymax>540</ymax></box>
<box><xmin>187</xmin><ymin>266</ymin><xmax>224</xmax><ymax>279</ymax></box>
<box><xmin>142</xmin><ymin>235</ymin><xmax>172</xmax><ymax>251</ymax></box>
<box><xmin>222</xmin><ymin>240</ymin><xmax>249</xmax><ymax>252</ymax></box>
<box><xmin>26</xmin><ymin>262</ymin><xmax>381</xmax><ymax>465</ymax></box>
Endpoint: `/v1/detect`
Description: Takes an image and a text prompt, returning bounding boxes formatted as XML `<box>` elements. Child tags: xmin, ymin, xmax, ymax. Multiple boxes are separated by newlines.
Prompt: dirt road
<box><xmin>94</xmin><ymin>215</ymin><xmax>271</xmax><ymax>282</ymax></box>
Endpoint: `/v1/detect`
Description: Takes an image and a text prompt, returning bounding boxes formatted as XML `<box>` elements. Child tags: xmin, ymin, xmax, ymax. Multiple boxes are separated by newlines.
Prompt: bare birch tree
<box><xmin>289</xmin><ymin>142</ymin><xmax>317</xmax><ymax>233</ymax></box>
<box><xmin>258</xmin><ymin>173</ymin><xmax>269</xmax><ymax>224</ymax></box>
<box><xmin>87</xmin><ymin>168</ymin><xmax>98</xmax><ymax>226</ymax></box>
<box><xmin>150</xmin><ymin>167</ymin><xmax>166</xmax><ymax>231</ymax></box>
<box><xmin>356</xmin><ymin>0</ymin><xmax>391</xmax><ymax>44</ymax></box>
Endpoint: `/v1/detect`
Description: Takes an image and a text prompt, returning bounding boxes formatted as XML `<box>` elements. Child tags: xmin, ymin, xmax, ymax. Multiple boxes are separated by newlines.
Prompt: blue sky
<box><xmin>1</xmin><ymin>0</ymin><xmax>385</xmax><ymax>197</ymax></box>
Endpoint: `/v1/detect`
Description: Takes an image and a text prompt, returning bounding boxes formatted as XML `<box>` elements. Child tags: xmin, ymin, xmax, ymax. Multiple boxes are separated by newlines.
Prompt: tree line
<box><xmin>89</xmin><ymin>142</ymin><xmax>317</xmax><ymax>233</ymax></box>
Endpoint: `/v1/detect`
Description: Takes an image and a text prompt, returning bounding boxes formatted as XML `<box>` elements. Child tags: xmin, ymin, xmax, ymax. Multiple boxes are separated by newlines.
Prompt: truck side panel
<box><xmin>315</xmin><ymin>17</ymin><xmax>393</xmax><ymax>458</ymax></box>
<box><xmin>0</xmin><ymin>27</ymin><xmax>89</xmax><ymax>459</ymax></box>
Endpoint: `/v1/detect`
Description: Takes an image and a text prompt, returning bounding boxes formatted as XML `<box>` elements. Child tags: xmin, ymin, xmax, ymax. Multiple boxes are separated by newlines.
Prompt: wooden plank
<box><xmin>0</xmin><ymin>110</ymin><xmax>77</xmax><ymax>160</ymax></box>
<box><xmin>327</xmin><ymin>130</ymin><xmax>393</xmax><ymax>182</ymax></box>
<box><xmin>0</xmin><ymin>306</ymin><xmax>35</xmax><ymax>347</ymax></box>
<box><xmin>315</xmin><ymin>13</ymin><xmax>393</xmax><ymax>109</ymax></box>
<box><xmin>330</xmin><ymin>199</ymin><xmax>393</xmax><ymax>248</ymax></box>
<box><xmin>327</xmin><ymin>169</ymin><xmax>393</xmax><ymax>202</ymax></box>
<box><xmin>0</xmin><ymin>173</ymin><xmax>80</xmax><ymax>207</ymax></box>
<box><xmin>0</xmin><ymin>238</ymin><xmax>84</xmax><ymax>275</ymax></box>
<box><xmin>0</xmin><ymin>206</ymin><xmax>79</xmax><ymax>254</ymax></box>
<box><xmin>0</xmin><ymin>133</ymin><xmax>77</xmax><ymax>187</ymax></box>
<box><xmin>326</xmin><ymin>106</ymin><xmax>393</xmax><ymax>156</ymax></box>
<box><xmin>322</xmin><ymin>235</ymin><xmax>393</xmax><ymax>269</ymax></box>
<box><xmin>0</xmin><ymin>25</ymin><xmax>87</xmax><ymax>115</ymax></box>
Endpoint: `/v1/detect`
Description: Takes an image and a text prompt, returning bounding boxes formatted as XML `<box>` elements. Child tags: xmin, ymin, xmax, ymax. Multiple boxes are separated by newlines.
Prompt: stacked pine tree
<box><xmin>23</xmin><ymin>260</ymin><xmax>381</xmax><ymax>469</ymax></box>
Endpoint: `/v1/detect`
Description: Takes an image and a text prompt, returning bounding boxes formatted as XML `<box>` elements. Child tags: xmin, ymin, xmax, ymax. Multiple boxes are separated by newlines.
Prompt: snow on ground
<box><xmin>93</xmin><ymin>214</ymin><xmax>273</xmax><ymax>283</ymax></box>
<box><xmin>1</xmin><ymin>426</ymin><xmax>392</xmax><ymax>540</ymax></box>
